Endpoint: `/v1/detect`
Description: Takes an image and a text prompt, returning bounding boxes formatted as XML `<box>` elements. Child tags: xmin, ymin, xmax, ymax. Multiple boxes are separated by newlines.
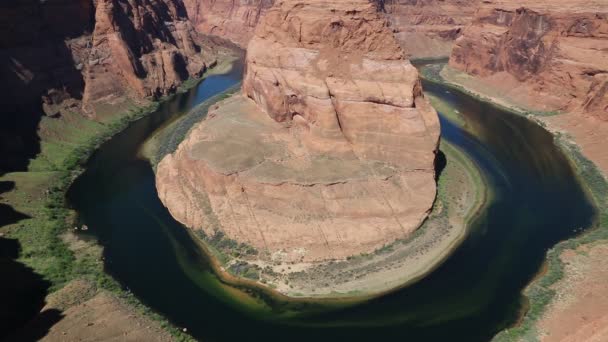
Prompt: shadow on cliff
<box><xmin>435</xmin><ymin>150</ymin><xmax>447</xmax><ymax>181</ymax></box>
<box><xmin>0</xmin><ymin>0</ymin><xmax>93</xmax><ymax>174</ymax></box>
<box><xmin>0</xmin><ymin>236</ymin><xmax>59</xmax><ymax>340</ymax></box>
<box><xmin>0</xmin><ymin>180</ymin><xmax>60</xmax><ymax>340</ymax></box>
<box><xmin>0</xmin><ymin>181</ymin><xmax>29</xmax><ymax>227</ymax></box>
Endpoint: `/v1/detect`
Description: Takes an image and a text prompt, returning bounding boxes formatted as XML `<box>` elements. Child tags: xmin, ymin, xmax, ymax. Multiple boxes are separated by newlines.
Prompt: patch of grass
<box><xmin>193</xmin><ymin>230</ymin><xmax>258</xmax><ymax>266</ymax></box>
<box><xmin>228</xmin><ymin>261</ymin><xmax>261</xmax><ymax>281</ymax></box>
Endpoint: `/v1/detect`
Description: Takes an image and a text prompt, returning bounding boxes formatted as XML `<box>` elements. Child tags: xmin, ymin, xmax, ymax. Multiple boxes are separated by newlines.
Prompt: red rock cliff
<box><xmin>183</xmin><ymin>0</ymin><xmax>274</xmax><ymax>47</ymax></box>
<box><xmin>381</xmin><ymin>0</ymin><xmax>480</xmax><ymax>58</ymax></box>
<box><xmin>0</xmin><ymin>0</ymin><xmax>217</xmax><ymax>171</ymax></box>
<box><xmin>181</xmin><ymin>0</ymin><xmax>480</xmax><ymax>57</ymax></box>
<box><xmin>449</xmin><ymin>0</ymin><xmax>608</xmax><ymax>120</ymax></box>
<box><xmin>82</xmin><ymin>0</ymin><xmax>215</xmax><ymax>114</ymax></box>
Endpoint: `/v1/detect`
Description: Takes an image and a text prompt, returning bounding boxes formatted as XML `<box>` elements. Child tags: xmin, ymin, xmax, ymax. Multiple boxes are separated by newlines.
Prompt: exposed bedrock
<box><xmin>0</xmin><ymin>0</ymin><xmax>217</xmax><ymax>171</ymax></box>
<box><xmin>82</xmin><ymin>0</ymin><xmax>215</xmax><ymax>114</ymax></box>
<box><xmin>157</xmin><ymin>0</ymin><xmax>441</xmax><ymax>263</ymax></box>
<box><xmin>183</xmin><ymin>0</ymin><xmax>275</xmax><ymax>47</ymax></box>
<box><xmin>182</xmin><ymin>0</ymin><xmax>479</xmax><ymax>58</ymax></box>
<box><xmin>449</xmin><ymin>0</ymin><xmax>608</xmax><ymax>120</ymax></box>
<box><xmin>380</xmin><ymin>0</ymin><xmax>480</xmax><ymax>58</ymax></box>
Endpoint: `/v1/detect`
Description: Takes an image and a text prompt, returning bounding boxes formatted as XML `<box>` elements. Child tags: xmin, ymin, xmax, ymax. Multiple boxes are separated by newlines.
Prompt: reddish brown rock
<box><xmin>181</xmin><ymin>0</ymin><xmax>479</xmax><ymax>57</ymax></box>
<box><xmin>82</xmin><ymin>0</ymin><xmax>215</xmax><ymax>114</ymax></box>
<box><xmin>183</xmin><ymin>0</ymin><xmax>274</xmax><ymax>47</ymax></box>
<box><xmin>0</xmin><ymin>0</ymin><xmax>218</xmax><ymax>171</ymax></box>
<box><xmin>381</xmin><ymin>0</ymin><xmax>480</xmax><ymax>58</ymax></box>
<box><xmin>449</xmin><ymin>0</ymin><xmax>608</xmax><ymax>120</ymax></box>
<box><xmin>157</xmin><ymin>0</ymin><xmax>440</xmax><ymax>268</ymax></box>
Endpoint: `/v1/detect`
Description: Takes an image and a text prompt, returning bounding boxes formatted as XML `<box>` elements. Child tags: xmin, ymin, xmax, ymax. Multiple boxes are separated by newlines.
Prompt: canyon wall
<box><xmin>181</xmin><ymin>0</ymin><xmax>479</xmax><ymax>57</ymax></box>
<box><xmin>382</xmin><ymin>0</ymin><xmax>480</xmax><ymax>58</ymax></box>
<box><xmin>449</xmin><ymin>0</ymin><xmax>608</xmax><ymax>120</ymax></box>
<box><xmin>157</xmin><ymin>0</ymin><xmax>440</xmax><ymax>265</ymax></box>
<box><xmin>183</xmin><ymin>0</ymin><xmax>274</xmax><ymax>47</ymax></box>
<box><xmin>0</xmin><ymin>0</ymin><xmax>218</xmax><ymax>172</ymax></box>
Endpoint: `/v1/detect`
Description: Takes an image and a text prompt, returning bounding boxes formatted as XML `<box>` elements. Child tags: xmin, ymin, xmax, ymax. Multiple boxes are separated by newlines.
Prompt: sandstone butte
<box><xmin>156</xmin><ymin>0</ymin><xmax>441</xmax><ymax>269</ymax></box>
<box><xmin>182</xmin><ymin>0</ymin><xmax>479</xmax><ymax>58</ymax></box>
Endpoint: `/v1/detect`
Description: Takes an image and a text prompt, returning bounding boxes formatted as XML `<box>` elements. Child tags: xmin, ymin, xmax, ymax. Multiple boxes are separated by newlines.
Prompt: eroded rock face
<box><xmin>380</xmin><ymin>0</ymin><xmax>480</xmax><ymax>58</ymax></box>
<box><xmin>157</xmin><ymin>0</ymin><xmax>440</xmax><ymax>264</ymax></box>
<box><xmin>83</xmin><ymin>0</ymin><xmax>215</xmax><ymax>114</ymax></box>
<box><xmin>450</xmin><ymin>0</ymin><xmax>608</xmax><ymax>120</ymax></box>
<box><xmin>181</xmin><ymin>0</ymin><xmax>479</xmax><ymax>57</ymax></box>
<box><xmin>183</xmin><ymin>0</ymin><xmax>274</xmax><ymax>47</ymax></box>
<box><xmin>0</xmin><ymin>0</ymin><xmax>217</xmax><ymax>171</ymax></box>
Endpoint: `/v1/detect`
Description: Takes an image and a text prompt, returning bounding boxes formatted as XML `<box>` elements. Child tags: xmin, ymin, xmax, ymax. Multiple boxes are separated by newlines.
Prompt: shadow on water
<box><xmin>65</xmin><ymin>62</ymin><xmax>596</xmax><ymax>341</ymax></box>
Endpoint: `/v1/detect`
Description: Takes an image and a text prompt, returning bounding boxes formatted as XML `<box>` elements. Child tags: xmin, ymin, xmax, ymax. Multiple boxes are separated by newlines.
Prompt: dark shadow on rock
<box><xmin>435</xmin><ymin>149</ymin><xmax>447</xmax><ymax>181</ymax></box>
<box><xmin>0</xmin><ymin>0</ymin><xmax>93</xmax><ymax>173</ymax></box>
<box><xmin>0</xmin><ymin>237</ymin><xmax>53</xmax><ymax>340</ymax></box>
<box><xmin>4</xmin><ymin>309</ymin><xmax>64</xmax><ymax>342</ymax></box>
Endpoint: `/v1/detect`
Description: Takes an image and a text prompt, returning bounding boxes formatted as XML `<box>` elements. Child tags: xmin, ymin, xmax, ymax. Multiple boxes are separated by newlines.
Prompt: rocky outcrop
<box><xmin>157</xmin><ymin>0</ymin><xmax>440</xmax><ymax>266</ymax></box>
<box><xmin>381</xmin><ymin>0</ymin><xmax>480</xmax><ymax>58</ymax></box>
<box><xmin>82</xmin><ymin>0</ymin><xmax>215</xmax><ymax>114</ymax></box>
<box><xmin>0</xmin><ymin>0</ymin><xmax>218</xmax><ymax>172</ymax></box>
<box><xmin>183</xmin><ymin>0</ymin><xmax>274</xmax><ymax>47</ymax></box>
<box><xmin>181</xmin><ymin>0</ymin><xmax>480</xmax><ymax>57</ymax></box>
<box><xmin>449</xmin><ymin>0</ymin><xmax>608</xmax><ymax>120</ymax></box>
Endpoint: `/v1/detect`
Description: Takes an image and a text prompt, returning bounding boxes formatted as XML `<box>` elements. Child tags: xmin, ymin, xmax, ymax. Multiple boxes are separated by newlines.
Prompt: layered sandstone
<box><xmin>157</xmin><ymin>0</ymin><xmax>440</xmax><ymax>266</ymax></box>
<box><xmin>82</xmin><ymin>0</ymin><xmax>216</xmax><ymax>114</ymax></box>
<box><xmin>0</xmin><ymin>0</ymin><xmax>218</xmax><ymax>171</ymax></box>
<box><xmin>181</xmin><ymin>0</ymin><xmax>480</xmax><ymax>57</ymax></box>
<box><xmin>381</xmin><ymin>0</ymin><xmax>480</xmax><ymax>58</ymax></box>
<box><xmin>449</xmin><ymin>0</ymin><xmax>608</xmax><ymax>120</ymax></box>
<box><xmin>183</xmin><ymin>0</ymin><xmax>274</xmax><ymax>47</ymax></box>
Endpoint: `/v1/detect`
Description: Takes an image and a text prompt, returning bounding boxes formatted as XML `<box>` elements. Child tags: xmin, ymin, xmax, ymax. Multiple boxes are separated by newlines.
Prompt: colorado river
<box><xmin>67</xmin><ymin>61</ymin><xmax>595</xmax><ymax>341</ymax></box>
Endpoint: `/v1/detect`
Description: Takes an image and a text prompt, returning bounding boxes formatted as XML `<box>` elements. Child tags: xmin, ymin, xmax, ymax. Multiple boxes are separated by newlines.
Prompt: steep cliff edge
<box><xmin>157</xmin><ymin>0</ymin><xmax>440</xmax><ymax>295</ymax></box>
<box><xmin>82</xmin><ymin>0</ymin><xmax>215</xmax><ymax>114</ymax></box>
<box><xmin>181</xmin><ymin>0</ymin><xmax>480</xmax><ymax>58</ymax></box>
<box><xmin>449</xmin><ymin>0</ymin><xmax>608</xmax><ymax>121</ymax></box>
<box><xmin>382</xmin><ymin>0</ymin><xmax>480</xmax><ymax>58</ymax></box>
<box><xmin>0</xmin><ymin>0</ymin><xmax>219</xmax><ymax>172</ymax></box>
<box><xmin>183</xmin><ymin>0</ymin><xmax>274</xmax><ymax>47</ymax></box>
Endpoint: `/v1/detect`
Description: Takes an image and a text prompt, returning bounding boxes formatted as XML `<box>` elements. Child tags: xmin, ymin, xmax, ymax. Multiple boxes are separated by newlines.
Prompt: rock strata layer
<box><xmin>449</xmin><ymin>0</ymin><xmax>608</xmax><ymax>120</ymax></box>
<box><xmin>183</xmin><ymin>0</ymin><xmax>274</xmax><ymax>47</ymax></box>
<box><xmin>0</xmin><ymin>0</ymin><xmax>218</xmax><ymax>171</ymax></box>
<box><xmin>382</xmin><ymin>0</ymin><xmax>480</xmax><ymax>58</ymax></box>
<box><xmin>157</xmin><ymin>0</ymin><xmax>440</xmax><ymax>264</ymax></box>
<box><xmin>181</xmin><ymin>0</ymin><xmax>480</xmax><ymax>58</ymax></box>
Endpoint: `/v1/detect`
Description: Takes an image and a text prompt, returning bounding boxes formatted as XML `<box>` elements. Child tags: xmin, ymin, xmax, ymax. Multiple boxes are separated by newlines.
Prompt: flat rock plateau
<box><xmin>157</xmin><ymin>0</ymin><xmax>441</xmax><ymax>295</ymax></box>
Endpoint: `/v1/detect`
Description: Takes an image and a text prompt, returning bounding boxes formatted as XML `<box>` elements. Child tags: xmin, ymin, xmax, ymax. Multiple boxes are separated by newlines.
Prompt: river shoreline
<box><xmin>146</xmin><ymin>82</ymin><xmax>491</xmax><ymax>299</ymax></box>
<box><xmin>420</xmin><ymin>63</ymin><xmax>608</xmax><ymax>342</ymax></box>
<box><xmin>0</xmin><ymin>50</ymin><xmax>243</xmax><ymax>340</ymax></box>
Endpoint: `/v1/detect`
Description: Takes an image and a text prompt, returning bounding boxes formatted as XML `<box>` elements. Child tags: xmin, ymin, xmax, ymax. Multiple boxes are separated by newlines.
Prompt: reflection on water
<box><xmin>67</xmin><ymin>64</ymin><xmax>595</xmax><ymax>341</ymax></box>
